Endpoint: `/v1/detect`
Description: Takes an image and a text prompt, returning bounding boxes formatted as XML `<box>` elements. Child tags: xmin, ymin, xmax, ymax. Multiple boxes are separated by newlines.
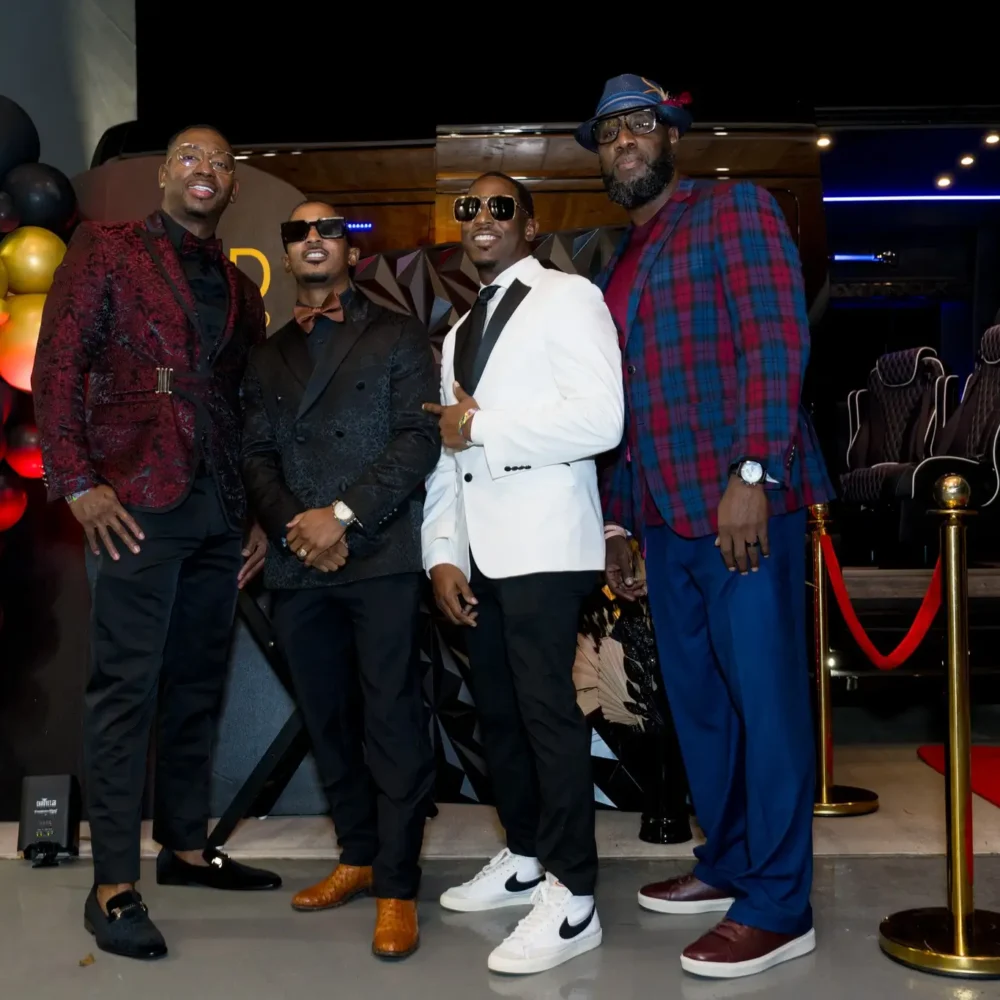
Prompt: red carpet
<box><xmin>917</xmin><ymin>746</ymin><xmax>1000</xmax><ymax>808</ymax></box>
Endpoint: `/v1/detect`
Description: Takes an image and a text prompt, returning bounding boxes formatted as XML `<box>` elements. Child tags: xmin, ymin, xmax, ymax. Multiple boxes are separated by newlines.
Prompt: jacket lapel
<box><xmin>206</xmin><ymin>261</ymin><xmax>240</xmax><ymax>366</ymax></box>
<box><xmin>274</xmin><ymin>320</ymin><xmax>312</xmax><ymax>390</ymax></box>
<box><xmin>138</xmin><ymin>214</ymin><xmax>201</xmax><ymax>349</ymax></box>
<box><xmin>596</xmin><ymin>180</ymin><xmax>697</xmax><ymax>347</ymax></box>
<box><xmin>470</xmin><ymin>279</ymin><xmax>532</xmax><ymax>393</ymax></box>
<box><xmin>297</xmin><ymin>297</ymin><xmax>373</xmax><ymax>419</ymax></box>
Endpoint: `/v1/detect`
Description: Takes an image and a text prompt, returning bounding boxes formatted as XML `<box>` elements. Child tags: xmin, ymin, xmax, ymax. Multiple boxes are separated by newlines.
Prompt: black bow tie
<box><xmin>180</xmin><ymin>230</ymin><xmax>223</xmax><ymax>263</ymax></box>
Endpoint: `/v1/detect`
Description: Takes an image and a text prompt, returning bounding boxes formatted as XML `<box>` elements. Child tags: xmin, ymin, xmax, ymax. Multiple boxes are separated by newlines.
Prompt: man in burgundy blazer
<box><xmin>32</xmin><ymin>126</ymin><xmax>277</xmax><ymax>961</ymax></box>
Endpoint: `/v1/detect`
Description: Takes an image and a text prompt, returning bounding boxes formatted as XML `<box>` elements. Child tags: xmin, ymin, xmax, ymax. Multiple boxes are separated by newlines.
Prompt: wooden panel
<box><xmin>250</xmin><ymin>145</ymin><xmax>435</xmax><ymax>193</ymax></box>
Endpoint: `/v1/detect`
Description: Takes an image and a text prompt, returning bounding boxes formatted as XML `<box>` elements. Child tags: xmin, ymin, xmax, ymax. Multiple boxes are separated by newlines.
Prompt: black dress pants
<box><xmin>464</xmin><ymin>557</ymin><xmax>599</xmax><ymax>896</ymax></box>
<box><xmin>84</xmin><ymin>476</ymin><xmax>243</xmax><ymax>885</ymax></box>
<box><xmin>270</xmin><ymin>573</ymin><xmax>434</xmax><ymax>899</ymax></box>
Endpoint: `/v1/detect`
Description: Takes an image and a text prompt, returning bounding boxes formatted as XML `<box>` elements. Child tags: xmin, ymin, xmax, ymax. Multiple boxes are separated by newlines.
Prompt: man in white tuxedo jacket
<box><xmin>422</xmin><ymin>172</ymin><xmax>624</xmax><ymax>975</ymax></box>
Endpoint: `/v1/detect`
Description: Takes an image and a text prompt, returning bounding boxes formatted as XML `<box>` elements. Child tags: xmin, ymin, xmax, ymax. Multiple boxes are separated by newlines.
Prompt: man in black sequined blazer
<box><xmin>241</xmin><ymin>202</ymin><xmax>439</xmax><ymax>960</ymax></box>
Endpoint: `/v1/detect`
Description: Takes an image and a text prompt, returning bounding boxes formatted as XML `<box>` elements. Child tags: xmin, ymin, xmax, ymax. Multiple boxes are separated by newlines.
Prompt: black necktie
<box><xmin>466</xmin><ymin>284</ymin><xmax>500</xmax><ymax>366</ymax></box>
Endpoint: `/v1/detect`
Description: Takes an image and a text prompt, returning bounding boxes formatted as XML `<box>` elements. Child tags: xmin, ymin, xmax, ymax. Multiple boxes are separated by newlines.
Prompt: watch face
<box><xmin>334</xmin><ymin>501</ymin><xmax>353</xmax><ymax>521</ymax></box>
<box><xmin>740</xmin><ymin>461</ymin><xmax>764</xmax><ymax>485</ymax></box>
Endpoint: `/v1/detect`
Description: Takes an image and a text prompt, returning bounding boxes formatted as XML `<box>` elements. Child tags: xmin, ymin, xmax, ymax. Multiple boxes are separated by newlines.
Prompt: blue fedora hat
<box><xmin>575</xmin><ymin>73</ymin><xmax>692</xmax><ymax>152</ymax></box>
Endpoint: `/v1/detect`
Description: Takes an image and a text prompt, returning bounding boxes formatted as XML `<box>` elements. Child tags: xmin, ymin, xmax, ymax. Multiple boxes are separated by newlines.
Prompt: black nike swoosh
<box><xmin>559</xmin><ymin>907</ymin><xmax>596</xmax><ymax>940</ymax></box>
<box><xmin>504</xmin><ymin>873</ymin><xmax>545</xmax><ymax>893</ymax></box>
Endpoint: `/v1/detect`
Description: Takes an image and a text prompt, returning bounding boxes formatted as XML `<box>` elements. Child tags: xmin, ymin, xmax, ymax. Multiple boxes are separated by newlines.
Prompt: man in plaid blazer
<box><xmin>577</xmin><ymin>74</ymin><xmax>834</xmax><ymax>980</ymax></box>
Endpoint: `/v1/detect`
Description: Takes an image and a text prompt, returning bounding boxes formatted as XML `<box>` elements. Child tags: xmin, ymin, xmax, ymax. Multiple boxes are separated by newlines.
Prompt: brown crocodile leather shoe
<box><xmin>372</xmin><ymin>898</ymin><xmax>419</xmax><ymax>960</ymax></box>
<box><xmin>680</xmin><ymin>919</ymin><xmax>816</xmax><ymax>979</ymax></box>
<box><xmin>637</xmin><ymin>872</ymin><xmax>736</xmax><ymax>914</ymax></box>
<box><xmin>291</xmin><ymin>864</ymin><xmax>373</xmax><ymax>912</ymax></box>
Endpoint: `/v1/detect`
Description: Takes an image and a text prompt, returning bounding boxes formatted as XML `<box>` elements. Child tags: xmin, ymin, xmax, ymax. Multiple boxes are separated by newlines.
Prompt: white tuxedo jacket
<box><xmin>422</xmin><ymin>256</ymin><xmax>624</xmax><ymax>580</ymax></box>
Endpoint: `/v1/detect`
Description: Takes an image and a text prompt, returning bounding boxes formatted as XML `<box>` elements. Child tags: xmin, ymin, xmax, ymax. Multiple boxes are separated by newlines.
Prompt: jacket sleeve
<box><xmin>31</xmin><ymin>222</ymin><xmax>107</xmax><ymax>501</ymax></box>
<box><xmin>599</xmin><ymin>439</ymin><xmax>633</xmax><ymax>529</ymax></box>
<box><xmin>240</xmin><ymin>352</ymin><xmax>306</xmax><ymax>545</ymax></box>
<box><xmin>470</xmin><ymin>279</ymin><xmax>625</xmax><ymax>477</ymax></box>
<box><xmin>715</xmin><ymin>181</ymin><xmax>810</xmax><ymax>489</ymax></box>
<box><xmin>340</xmin><ymin>316</ymin><xmax>441</xmax><ymax>533</ymax></box>
<box><xmin>421</xmin><ymin>354</ymin><xmax>460</xmax><ymax>573</ymax></box>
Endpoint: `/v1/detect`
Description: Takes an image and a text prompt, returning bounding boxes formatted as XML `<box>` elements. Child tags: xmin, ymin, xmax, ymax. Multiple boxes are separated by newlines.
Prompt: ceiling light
<box><xmin>715</xmin><ymin>166</ymin><xmax>729</xmax><ymax>172</ymax></box>
<box><xmin>960</xmin><ymin>155</ymin><xmax>975</xmax><ymax>166</ymax></box>
<box><xmin>986</xmin><ymin>132</ymin><xmax>1000</xmax><ymax>145</ymax></box>
<box><xmin>816</xmin><ymin>135</ymin><xmax>832</xmax><ymax>148</ymax></box>
<box><xmin>291</xmin><ymin>150</ymin><xmax>302</xmax><ymax>156</ymax></box>
<box><xmin>936</xmin><ymin>174</ymin><xmax>953</xmax><ymax>188</ymax></box>
<box><xmin>713</xmin><ymin>128</ymin><xmax>728</xmax><ymax>135</ymax></box>
<box><xmin>263</xmin><ymin>151</ymin><xmax>277</xmax><ymax>157</ymax></box>
<box><xmin>234</xmin><ymin>154</ymin><xmax>249</xmax><ymax>161</ymax></box>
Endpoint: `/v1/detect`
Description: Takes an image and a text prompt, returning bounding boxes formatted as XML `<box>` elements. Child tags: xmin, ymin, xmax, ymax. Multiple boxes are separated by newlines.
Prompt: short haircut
<box><xmin>288</xmin><ymin>199</ymin><xmax>338</xmax><ymax>221</ymax></box>
<box><xmin>166</xmin><ymin>124</ymin><xmax>231</xmax><ymax>153</ymax></box>
<box><xmin>474</xmin><ymin>171</ymin><xmax>534</xmax><ymax>218</ymax></box>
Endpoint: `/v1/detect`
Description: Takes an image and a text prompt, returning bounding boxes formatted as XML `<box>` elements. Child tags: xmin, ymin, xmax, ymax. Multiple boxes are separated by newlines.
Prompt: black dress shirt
<box><xmin>161</xmin><ymin>211</ymin><xmax>229</xmax><ymax>363</ymax></box>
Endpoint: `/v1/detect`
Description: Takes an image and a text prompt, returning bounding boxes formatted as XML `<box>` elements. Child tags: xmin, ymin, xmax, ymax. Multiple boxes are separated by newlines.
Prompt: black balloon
<box><xmin>0</xmin><ymin>96</ymin><xmax>40</xmax><ymax>184</ymax></box>
<box><xmin>1</xmin><ymin>162</ymin><xmax>78</xmax><ymax>234</ymax></box>
<box><xmin>0</xmin><ymin>192</ymin><xmax>19</xmax><ymax>234</ymax></box>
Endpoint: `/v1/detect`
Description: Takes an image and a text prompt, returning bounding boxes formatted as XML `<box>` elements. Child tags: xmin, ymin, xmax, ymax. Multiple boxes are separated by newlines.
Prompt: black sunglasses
<box><xmin>453</xmin><ymin>195</ymin><xmax>528</xmax><ymax>224</ymax></box>
<box><xmin>280</xmin><ymin>216</ymin><xmax>347</xmax><ymax>247</ymax></box>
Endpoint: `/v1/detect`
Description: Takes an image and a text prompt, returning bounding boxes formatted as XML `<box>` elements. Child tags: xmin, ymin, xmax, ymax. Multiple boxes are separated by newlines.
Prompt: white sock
<box><xmin>564</xmin><ymin>891</ymin><xmax>595</xmax><ymax>922</ymax></box>
<box><xmin>511</xmin><ymin>853</ymin><xmax>544</xmax><ymax>879</ymax></box>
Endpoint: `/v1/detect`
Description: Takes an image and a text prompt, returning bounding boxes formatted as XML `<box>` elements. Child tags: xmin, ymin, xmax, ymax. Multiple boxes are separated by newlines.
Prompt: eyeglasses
<box><xmin>453</xmin><ymin>195</ymin><xmax>528</xmax><ymax>224</ymax></box>
<box><xmin>172</xmin><ymin>143</ymin><xmax>236</xmax><ymax>175</ymax></box>
<box><xmin>593</xmin><ymin>109</ymin><xmax>659</xmax><ymax>146</ymax></box>
<box><xmin>280</xmin><ymin>217</ymin><xmax>347</xmax><ymax>247</ymax></box>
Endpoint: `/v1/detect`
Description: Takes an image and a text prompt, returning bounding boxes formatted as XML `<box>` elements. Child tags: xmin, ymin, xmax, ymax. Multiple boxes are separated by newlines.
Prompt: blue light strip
<box><xmin>832</xmin><ymin>254</ymin><xmax>882</xmax><ymax>262</ymax></box>
<box><xmin>824</xmin><ymin>194</ymin><xmax>1000</xmax><ymax>202</ymax></box>
<box><xmin>346</xmin><ymin>222</ymin><xmax>373</xmax><ymax>230</ymax></box>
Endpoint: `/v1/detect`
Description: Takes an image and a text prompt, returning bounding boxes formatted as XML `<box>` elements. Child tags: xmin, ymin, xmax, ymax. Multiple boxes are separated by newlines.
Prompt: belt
<box><xmin>153</xmin><ymin>367</ymin><xmax>211</xmax><ymax>395</ymax></box>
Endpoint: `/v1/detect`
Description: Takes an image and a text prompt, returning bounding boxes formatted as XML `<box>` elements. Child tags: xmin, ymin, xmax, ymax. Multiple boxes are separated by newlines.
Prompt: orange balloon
<box><xmin>0</xmin><ymin>226</ymin><xmax>66</xmax><ymax>294</ymax></box>
<box><xmin>0</xmin><ymin>292</ymin><xmax>45</xmax><ymax>391</ymax></box>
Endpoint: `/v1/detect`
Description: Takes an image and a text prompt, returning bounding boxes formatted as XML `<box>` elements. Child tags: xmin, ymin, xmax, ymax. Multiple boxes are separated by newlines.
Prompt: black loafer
<box><xmin>84</xmin><ymin>887</ymin><xmax>167</xmax><ymax>960</ymax></box>
<box><xmin>156</xmin><ymin>847</ymin><xmax>282</xmax><ymax>890</ymax></box>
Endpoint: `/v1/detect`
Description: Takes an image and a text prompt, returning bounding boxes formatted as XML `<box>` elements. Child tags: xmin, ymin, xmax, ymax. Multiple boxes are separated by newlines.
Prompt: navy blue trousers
<box><xmin>644</xmin><ymin>509</ymin><xmax>814</xmax><ymax>936</ymax></box>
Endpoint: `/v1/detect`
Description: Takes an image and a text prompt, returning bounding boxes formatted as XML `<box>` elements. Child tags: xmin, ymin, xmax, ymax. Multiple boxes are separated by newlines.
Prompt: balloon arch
<box><xmin>0</xmin><ymin>95</ymin><xmax>79</xmax><ymax>617</ymax></box>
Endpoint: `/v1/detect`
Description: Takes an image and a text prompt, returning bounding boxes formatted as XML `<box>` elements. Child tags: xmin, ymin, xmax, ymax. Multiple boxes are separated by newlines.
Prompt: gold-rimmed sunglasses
<box><xmin>171</xmin><ymin>143</ymin><xmax>236</xmax><ymax>175</ymax></box>
<box><xmin>453</xmin><ymin>194</ymin><xmax>529</xmax><ymax>223</ymax></box>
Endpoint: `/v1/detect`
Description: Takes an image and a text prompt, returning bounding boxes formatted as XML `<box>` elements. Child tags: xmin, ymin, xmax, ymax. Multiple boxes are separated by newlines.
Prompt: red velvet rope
<box><xmin>820</xmin><ymin>533</ymin><xmax>942</xmax><ymax>670</ymax></box>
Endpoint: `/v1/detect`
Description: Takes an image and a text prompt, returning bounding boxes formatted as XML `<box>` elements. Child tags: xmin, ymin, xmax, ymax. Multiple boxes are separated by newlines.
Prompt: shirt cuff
<box><xmin>467</xmin><ymin>411</ymin><xmax>485</xmax><ymax>447</ymax></box>
<box><xmin>423</xmin><ymin>538</ymin><xmax>457</xmax><ymax>575</ymax></box>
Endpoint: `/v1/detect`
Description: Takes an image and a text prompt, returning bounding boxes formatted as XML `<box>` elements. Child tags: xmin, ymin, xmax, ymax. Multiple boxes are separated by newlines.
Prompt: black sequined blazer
<box><xmin>241</xmin><ymin>294</ymin><xmax>440</xmax><ymax>590</ymax></box>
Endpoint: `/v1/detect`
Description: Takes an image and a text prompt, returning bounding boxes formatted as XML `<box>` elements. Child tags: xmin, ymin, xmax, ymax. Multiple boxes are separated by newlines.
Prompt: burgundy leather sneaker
<box><xmin>637</xmin><ymin>873</ymin><xmax>735</xmax><ymax>914</ymax></box>
<box><xmin>680</xmin><ymin>918</ymin><xmax>816</xmax><ymax>979</ymax></box>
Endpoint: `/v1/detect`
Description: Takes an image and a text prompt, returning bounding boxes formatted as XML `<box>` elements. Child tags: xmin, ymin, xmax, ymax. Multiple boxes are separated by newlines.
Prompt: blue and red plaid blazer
<box><xmin>597</xmin><ymin>178</ymin><xmax>833</xmax><ymax>541</ymax></box>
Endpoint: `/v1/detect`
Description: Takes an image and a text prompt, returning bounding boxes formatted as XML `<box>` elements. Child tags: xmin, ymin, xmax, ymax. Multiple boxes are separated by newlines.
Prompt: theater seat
<box><xmin>841</xmin><ymin>347</ymin><xmax>945</xmax><ymax>506</ymax></box>
<box><xmin>904</xmin><ymin>326</ymin><xmax>1000</xmax><ymax>509</ymax></box>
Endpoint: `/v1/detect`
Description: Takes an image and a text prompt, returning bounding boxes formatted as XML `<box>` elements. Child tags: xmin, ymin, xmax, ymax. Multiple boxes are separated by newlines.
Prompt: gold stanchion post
<box><xmin>879</xmin><ymin>475</ymin><xmax>1000</xmax><ymax>977</ymax></box>
<box><xmin>809</xmin><ymin>503</ymin><xmax>879</xmax><ymax>816</ymax></box>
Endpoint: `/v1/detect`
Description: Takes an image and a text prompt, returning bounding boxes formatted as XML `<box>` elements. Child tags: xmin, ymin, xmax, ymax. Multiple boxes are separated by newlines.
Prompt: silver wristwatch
<box><xmin>734</xmin><ymin>460</ymin><xmax>765</xmax><ymax>486</ymax></box>
<box><xmin>332</xmin><ymin>499</ymin><xmax>357</xmax><ymax>527</ymax></box>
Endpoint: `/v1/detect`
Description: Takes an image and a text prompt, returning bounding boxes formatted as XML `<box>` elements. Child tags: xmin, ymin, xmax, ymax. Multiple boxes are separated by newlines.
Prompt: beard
<box><xmin>602</xmin><ymin>146</ymin><xmax>675</xmax><ymax>210</ymax></box>
<box><xmin>300</xmin><ymin>270</ymin><xmax>334</xmax><ymax>284</ymax></box>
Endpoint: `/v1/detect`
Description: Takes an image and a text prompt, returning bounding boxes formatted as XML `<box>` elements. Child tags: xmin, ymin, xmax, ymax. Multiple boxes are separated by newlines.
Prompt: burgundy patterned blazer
<box><xmin>32</xmin><ymin>212</ymin><xmax>266</xmax><ymax>525</ymax></box>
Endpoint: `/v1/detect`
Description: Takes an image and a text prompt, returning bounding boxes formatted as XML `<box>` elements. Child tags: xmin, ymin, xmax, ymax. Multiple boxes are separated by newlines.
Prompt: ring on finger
<box><xmin>297</xmin><ymin>547</ymin><xmax>308</xmax><ymax>559</ymax></box>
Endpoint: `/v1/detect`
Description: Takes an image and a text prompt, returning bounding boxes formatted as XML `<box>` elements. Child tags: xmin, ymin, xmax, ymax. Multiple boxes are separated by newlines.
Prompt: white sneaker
<box><xmin>440</xmin><ymin>849</ymin><xmax>545</xmax><ymax>912</ymax></box>
<box><xmin>487</xmin><ymin>874</ymin><xmax>602</xmax><ymax>975</ymax></box>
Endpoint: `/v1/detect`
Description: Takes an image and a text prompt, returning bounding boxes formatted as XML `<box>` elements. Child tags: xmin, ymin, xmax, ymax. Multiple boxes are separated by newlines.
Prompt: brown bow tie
<box><xmin>294</xmin><ymin>292</ymin><xmax>345</xmax><ymax>334</ymax></box>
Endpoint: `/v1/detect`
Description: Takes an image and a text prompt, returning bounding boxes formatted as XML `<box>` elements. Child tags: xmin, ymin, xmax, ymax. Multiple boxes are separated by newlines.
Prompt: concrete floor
<box><xmin>2</xmin><ymin>857</ymin><xmax>998</xmax><ymax>1000</ymax></box>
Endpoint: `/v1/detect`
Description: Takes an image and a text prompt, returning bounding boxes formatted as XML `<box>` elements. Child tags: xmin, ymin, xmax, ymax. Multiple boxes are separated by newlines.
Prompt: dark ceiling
<box><xmin>133</xmin><ymin>14</ymin><xmax>1000</xmax><ymax>148</ymax></box>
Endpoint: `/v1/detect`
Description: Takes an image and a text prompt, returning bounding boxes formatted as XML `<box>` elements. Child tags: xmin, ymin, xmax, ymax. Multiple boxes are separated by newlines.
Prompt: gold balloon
<box><xmin>0</xmin><ymin>292</ymin><xmax>46</xmax><ymax>392</ymax></box>
<box><xmin>0</xmin><ymin>257</ymin><xmax>7</xmax><ymax>299</ymax></box>
<box><xmin>0</xmin><ymin>226</ymin><xmax>67</xmax><ymax>294</ymax></box>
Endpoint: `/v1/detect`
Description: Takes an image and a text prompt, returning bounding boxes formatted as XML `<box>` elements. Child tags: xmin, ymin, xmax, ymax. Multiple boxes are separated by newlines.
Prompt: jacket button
<box><xmin>295</xmin><ymin>434</ymin><xmax>306</xmax><ymax>444</ymax></box>
<box><xmin>525</xmin><ymin>465</ymin><xmax>531</xmax><ymax>469</ymax></box>
<box><xmin>464</xmin><ymin>473</ymin><xmax>472</xmax><ymax>482</ymax></box>
<box><xmin>504</xmin><ymin>466</ymin><xmax>511</xmax><ymax>472</ymax></box>
<box><xmin>335</xmin><ymin>430</ymin><xmax>344</xmax><ymax>438</ymax></box>
<box><xmin>356</xmin><ymin>380</ymin><xmax>366</xmax><ymax>390</ymax></box>
<box><xmin>627</xmin><ymin>364</ymin><xmax>636</xmax><ymax>375</ymax></box>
